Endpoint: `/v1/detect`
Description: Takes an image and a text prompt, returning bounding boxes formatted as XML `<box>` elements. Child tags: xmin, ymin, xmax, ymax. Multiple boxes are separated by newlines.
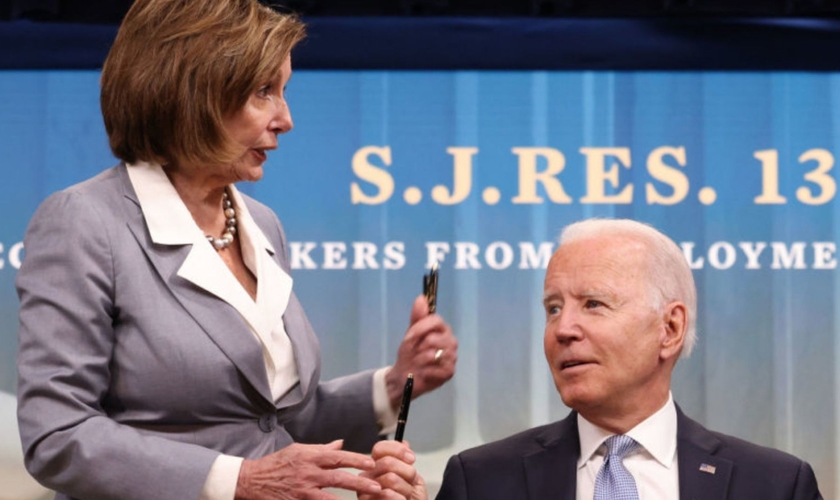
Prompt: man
<box><xmin>436</xmin><ymin>218</ymin><xmax>822</xmax><ymax>500</ymax></box>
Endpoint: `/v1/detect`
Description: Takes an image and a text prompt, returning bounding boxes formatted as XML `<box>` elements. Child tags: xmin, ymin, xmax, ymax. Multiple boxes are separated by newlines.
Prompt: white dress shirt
<box><xmin>576</xmin><ymin>393</ymin><xmax>680</xmax><ymax>500</ymax></box>
<box><xmin>126</xmin><ymin>162</ymin><xmax>397</xmax><ymax>500</ymax></box>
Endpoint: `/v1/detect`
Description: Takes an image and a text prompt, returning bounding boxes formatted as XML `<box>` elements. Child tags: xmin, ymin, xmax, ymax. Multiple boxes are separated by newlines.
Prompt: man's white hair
<box><xmin>558</xmin><ymin>218</ymin><xmax>698</xmax><ymax>357</ymax></box>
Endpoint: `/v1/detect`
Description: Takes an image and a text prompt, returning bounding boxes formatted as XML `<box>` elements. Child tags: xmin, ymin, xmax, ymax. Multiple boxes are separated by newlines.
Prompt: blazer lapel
<box><xmin>273</xmin><ymin>296</ymin><xmax>314</xmax><ymax>408</ymax></box>
<box><xmin>119</xmin><ymin>166</ymin><xmax>275</xmax><ymax>406</ymax></box>
<box><xmin>677</xmin><ymin>406</ymin><xmax>734</xmax><ymax>500</ymax></box>
<box><xmin>242</xmin><ymin>196</ymin><xmax>321</xmax><ymax>410</ymax></box>
<box><xmin>523</xmin><ymin>413</ymin><xmax>579</xmax><ymax>500</ymax></box>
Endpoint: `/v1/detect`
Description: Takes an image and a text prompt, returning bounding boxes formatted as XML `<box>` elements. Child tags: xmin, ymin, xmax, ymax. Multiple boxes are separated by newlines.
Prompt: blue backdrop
<box><xmin>1</xmin><ymin>67</ymin><xmax>838</xmax><ymax>496</ymax></box>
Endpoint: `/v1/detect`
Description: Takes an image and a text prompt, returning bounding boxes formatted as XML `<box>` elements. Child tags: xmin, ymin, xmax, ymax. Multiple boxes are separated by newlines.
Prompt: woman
<box><xmin>15</xmin><ymin>1</ymin><xmax>456</xmax><ymax>499</ymax></box>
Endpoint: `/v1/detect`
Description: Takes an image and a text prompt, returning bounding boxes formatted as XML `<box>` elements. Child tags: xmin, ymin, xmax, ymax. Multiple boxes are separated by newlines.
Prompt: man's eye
<box><xmin>585</xmin><ymin>300</ymin><xmax>602</xmax><ymax>309</ymax></box>
<box><xmin>547</xmin><ymin>305</ymin><xmax>561</xmax><ymax>315</ymax></box>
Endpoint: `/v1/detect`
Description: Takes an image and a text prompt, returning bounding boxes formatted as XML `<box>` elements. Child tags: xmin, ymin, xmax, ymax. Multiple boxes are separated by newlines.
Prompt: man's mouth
<box><xmin>561</xmin><ymin>360</ymin><xmax>591</xmax><ymax>370</ymax></box>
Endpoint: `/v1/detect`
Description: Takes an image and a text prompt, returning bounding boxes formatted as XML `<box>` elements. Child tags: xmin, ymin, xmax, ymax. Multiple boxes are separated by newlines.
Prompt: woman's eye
<box><xmin>257</xmin><ymin>85</ymin><xmax>272</xmax><ymax>97</ymax></box>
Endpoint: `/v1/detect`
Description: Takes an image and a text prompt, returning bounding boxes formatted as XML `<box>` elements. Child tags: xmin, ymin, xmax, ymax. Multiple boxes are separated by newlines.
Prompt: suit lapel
<box><xmin>518</xmin><ymin>405</ymin><xmax>737</xmax><ymax>500</ymax></box>
<box><xmin>278</xmin><ymin>295</ymin><xmax>317</xmax><ymax>407</ymax></box>
<box><xmin>677</xmin><ymin>407</ymin><xmax>734</xmax><ymax>500</ymax></box>
<box><xmin>523</xmin><ymin>413</ymin><xmax>579</xmax><ymax>500</ymax></box>
<box><xmin>119</xmin><ymin>166</ymin><xmax>275</xmax><ymax>406</ymax></box>
<box><xmin>253</xmin><ymin>247</ymin><xmax>290</xmax><ymax>349</ymax></box>
<box><xmin>242</xmin><ymin>196</ymin><xmax>321</xmax><ymax>409</ymax></box>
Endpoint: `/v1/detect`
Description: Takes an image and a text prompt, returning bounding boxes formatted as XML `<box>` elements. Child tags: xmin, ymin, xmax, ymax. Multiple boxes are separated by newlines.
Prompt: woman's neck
<box><xmin>164</xmin><ymin>165</ymin><xmax>229</xmax><ymax>235</ymax></box>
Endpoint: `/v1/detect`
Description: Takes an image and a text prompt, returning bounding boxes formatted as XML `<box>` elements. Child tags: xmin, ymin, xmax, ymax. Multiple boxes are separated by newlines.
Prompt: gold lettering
<box><xmin>796</xmin><ymin>148</ymin><xmax>835</xmax><ymax>205</ymax></box>
<box><xmin>646</xmin><ymin>146</ymin><xmax>689</xmax><ymax>205</ymax></box>
<box><xmin>753</xmin><ymin>149</ymin><xmax>786</xmax><ymax>204</ymax></box>
<box><xmin>511</xmin><ymin>147</ymin><xmax>572</xmax><ymax>204</ymax></box>
<box><xmin>431</xmin><ymin>147</ymin><xmax>477</xmax><ymax>205</ymax></box>
<box><xmin>351</xmin><ymin>146</ymin><xmax>394</xmax><ymax>205</ymax></box>
<box><xmin>579</xmin><ymin>147</ymin><xmax>633</xmax><ymax>203</ymax></box>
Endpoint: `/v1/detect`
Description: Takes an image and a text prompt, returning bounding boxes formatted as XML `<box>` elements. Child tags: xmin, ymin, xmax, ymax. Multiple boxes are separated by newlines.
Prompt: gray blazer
<box><xmin>16</xmin><ymin>164</ymin><xmax>379</xmax><ymax>500</ymax></box>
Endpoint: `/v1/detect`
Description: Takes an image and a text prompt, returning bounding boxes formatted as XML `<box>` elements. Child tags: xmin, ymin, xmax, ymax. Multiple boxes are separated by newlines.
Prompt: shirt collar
<box><xmin>125</xmin><ymin>160</ymin><xmax>275</xmax><ymax>255</ymax></box>
<box><xmin>226</xmin><ymin>183</ymin><xmax>275</xmax><ymax>256</ymax></box>
<box><xmin>126</xmin><ymin>160</ymin><xmax>201</xmax><ymax>245</ymax></box>
<box><xmin>577</xmin><ymin>392</ymin><xmax>677</xmax><ymax>469</ymax></box>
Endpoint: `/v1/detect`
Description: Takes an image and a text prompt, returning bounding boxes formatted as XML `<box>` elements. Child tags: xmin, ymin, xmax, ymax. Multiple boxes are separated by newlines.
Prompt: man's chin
<box><xmin>557</xmin><ymin>387</ymin><xmax>599</xmax><ymax>412</ymax></box>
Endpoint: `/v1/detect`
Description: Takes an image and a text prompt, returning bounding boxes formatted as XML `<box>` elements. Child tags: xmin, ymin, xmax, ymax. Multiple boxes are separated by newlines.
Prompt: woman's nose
<box><xmin>270</xmin><ymin>100</ymin><xmax>293</xmax><ymax>135</ymax></box>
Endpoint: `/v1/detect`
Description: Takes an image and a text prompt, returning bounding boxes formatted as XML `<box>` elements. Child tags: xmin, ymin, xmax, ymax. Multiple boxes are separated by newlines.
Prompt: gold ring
<box><xmin>434</xmin><ymin>348</ymin><xmax>444</xmax><ymax>365</ymax></box>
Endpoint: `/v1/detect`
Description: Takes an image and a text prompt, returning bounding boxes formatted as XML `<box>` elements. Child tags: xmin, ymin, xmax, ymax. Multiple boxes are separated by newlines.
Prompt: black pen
<box><xmin>394</xmin><ymin>373</ymin><xmax>414</xmax><ymax>442</ymax></box>
<box><xmin>424</xmin><ymin>261</ymin><xmax>439</xmax><ymax>314</ymax></box>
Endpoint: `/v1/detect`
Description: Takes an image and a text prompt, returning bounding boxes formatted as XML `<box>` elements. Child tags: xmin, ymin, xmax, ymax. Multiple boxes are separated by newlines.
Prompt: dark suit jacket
<box><xmin>16</xmin><ymin>164</ymin><xmax>380</xmax><ymax>500</ymax></box>
<box><xmin>437</xmin><ymin>406</ymin><xmax>822</xmax><ymax>500</ymax></box>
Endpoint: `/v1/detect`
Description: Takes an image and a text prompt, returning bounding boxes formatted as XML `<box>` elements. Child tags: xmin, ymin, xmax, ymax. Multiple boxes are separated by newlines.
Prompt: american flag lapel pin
<box><xmin>699</xmin><ymin>463</ymin><xmax>717</xmax><ymax>474</ymax></box>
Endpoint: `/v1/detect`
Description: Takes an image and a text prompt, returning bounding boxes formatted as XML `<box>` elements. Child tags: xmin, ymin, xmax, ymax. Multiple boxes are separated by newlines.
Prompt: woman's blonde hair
<box><xmin>101</xmin><ymin>0</ymin><xmax>305</xmax><ymax>167</ymax></box>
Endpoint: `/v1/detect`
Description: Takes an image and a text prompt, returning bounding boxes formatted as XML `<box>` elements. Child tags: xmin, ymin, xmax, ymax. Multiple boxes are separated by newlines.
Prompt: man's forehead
<box><xmin>554</xmin><ymin>234</ymin><xmax>646</xmax><ymax>262</ymax></box>
<box><xmin>544</xmin><ymin>260</ymin><xmax>627</xmax><ymax>291</ymax></box>
<box><xmin>545</xmin><ymin>235</ymin><xmax>648</xmax><ymax>286</ymax></box>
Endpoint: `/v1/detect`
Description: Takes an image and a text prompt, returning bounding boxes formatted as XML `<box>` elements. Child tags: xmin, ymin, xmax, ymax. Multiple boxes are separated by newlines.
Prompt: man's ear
<box><xmin>660</xmin><ymin>301</ymin><xmax>687</xmax><ymax>361</ymax></box>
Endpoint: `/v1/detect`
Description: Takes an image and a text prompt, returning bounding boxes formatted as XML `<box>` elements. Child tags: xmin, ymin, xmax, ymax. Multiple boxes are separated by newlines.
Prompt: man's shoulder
<box><xmin>438</xmin><ymin>418</ymin><xmax>578</xmax><ymax>499</ymax></box>
<box><xmin>678</xmin><ymin>409</ymin><xmax>818</xmax><ymax>491</ymax></box>
<box><xmin>456</xmin><ymin>418</ymin><xmax>572</xmax><ymax>465</ymax></box>
<box><xmin>678</xmin><ymin>412</ymin><xmax>822</xmax><ymax>498</ymax></box>
<box><xmin>680</xmin><ymin>410</ymin><xmax>806</xmax><ymax>467</ymax></box>
<box><xmin>708</xmin><ymin>428</ymin><xmax>807</xmax><ymax>468</ymax></box>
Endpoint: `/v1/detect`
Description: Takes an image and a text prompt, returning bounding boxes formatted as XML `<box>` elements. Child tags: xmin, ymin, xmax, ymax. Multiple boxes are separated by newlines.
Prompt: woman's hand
<box><xmin>234</xmin><ymin>440</ymin><xmax>382</xmax><ymax>500</ymax></box>
<box><xmin>387</xmin><ymin>295</ymin><xmax>458</xmax><ymax>410</ymax></box>
<box><xmin>358</xmin><ymin>441</ymin><xmax>428</xmax><ymax>500</ymax></box>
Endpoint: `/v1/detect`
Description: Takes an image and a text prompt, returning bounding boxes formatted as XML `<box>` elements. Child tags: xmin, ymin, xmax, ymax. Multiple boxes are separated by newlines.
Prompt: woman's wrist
<box><xmin>233</xmin><ymin>459</ymin><xmax>254</xmax><ymax>500</ymax></box>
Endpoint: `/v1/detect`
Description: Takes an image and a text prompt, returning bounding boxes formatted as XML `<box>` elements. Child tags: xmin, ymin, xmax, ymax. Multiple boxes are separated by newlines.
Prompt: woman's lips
<box><xmin>251</xmin><ymin>149</ymin><xmax>267</xmax><ymax>162</ymax></box>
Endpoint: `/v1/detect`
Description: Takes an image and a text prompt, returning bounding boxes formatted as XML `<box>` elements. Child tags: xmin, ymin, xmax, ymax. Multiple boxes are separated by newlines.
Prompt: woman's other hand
<box><xmin>387</xmin><ymin>295</ymin><xmax>458</xmax><ymax>410</ymax></box>
<box><xmin>234</xmin><ymin>440</ymin><xmax>381</xmax><ymax>500</ymax></box>
<box><xmin>358</xmin><ymin>441</ymin><xmax>427</xmax><ymax>500</ymax></box>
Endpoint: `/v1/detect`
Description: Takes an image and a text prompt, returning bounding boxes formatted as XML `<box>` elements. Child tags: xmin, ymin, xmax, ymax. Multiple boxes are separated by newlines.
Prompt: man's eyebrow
<box><xmin>577</xmin><ymin>288</ymin><xmax>616</xmax><ymax>300</ymax></box>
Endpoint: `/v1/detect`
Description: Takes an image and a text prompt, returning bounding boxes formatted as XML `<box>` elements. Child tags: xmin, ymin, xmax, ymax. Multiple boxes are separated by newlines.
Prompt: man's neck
<box><xmin>577</xmin><ymin>389</ymin><xmax>671</xmax><ymax>434</ymax></box>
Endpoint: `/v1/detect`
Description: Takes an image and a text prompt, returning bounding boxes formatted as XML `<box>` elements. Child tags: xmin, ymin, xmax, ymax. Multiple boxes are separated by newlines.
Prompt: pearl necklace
<box><xmin>206</xmin><ymin>188</ymin><xmax>237</xmax><ymax>250</ymax></box>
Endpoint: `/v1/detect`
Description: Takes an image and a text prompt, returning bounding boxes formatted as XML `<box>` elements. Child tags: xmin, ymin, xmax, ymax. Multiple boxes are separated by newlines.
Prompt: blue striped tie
<box><xmin>593</xmin><ymin>435</ymin><xmax>640</xmax><ymax>500</ymax></box>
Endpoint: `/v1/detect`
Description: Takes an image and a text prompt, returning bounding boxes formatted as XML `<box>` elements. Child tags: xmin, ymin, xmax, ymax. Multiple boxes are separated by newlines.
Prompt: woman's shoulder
<box><xmin>32</xmin><ymin>164</ymin><xmax>130</xmax><ymax>228</ymax></box>
<box><xmin>62</xmin><ymin>164</ymin><xmax>127</xmax><ymax>198</ymax></box>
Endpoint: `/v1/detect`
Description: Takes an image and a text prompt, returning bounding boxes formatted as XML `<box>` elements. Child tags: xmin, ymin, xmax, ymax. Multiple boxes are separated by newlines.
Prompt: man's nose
<box><xmin>549</xmin><ymin>308</ymin><xmax>584</xmax><ymax>343</ymax></box>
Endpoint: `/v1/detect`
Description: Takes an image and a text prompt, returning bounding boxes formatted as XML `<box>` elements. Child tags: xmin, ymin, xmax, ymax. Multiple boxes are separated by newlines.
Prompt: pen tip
<box><xmin>407</xmin><ymin>373</ymin><xmax>414</xmax><ymax>379</ymax></box>
<box><xmin>431</xmin><ymin>261</ymin><xmax>439</xmax><ymax>271</ymax></box>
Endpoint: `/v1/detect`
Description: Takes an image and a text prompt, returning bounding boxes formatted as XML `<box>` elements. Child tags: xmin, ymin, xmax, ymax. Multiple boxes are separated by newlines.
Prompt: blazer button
<box><xmin>259</xmin><ymin>413</ymin><xmax>277</xmax><ymax>433</ymax></box>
